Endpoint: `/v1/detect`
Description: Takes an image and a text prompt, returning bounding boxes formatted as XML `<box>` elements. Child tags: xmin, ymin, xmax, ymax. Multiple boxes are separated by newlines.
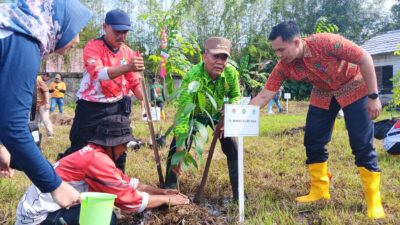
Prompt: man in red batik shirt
<box><xmin>251</xmin><ymin>21</ymin><xmax>384</xmax><ymax>219</ymax></box>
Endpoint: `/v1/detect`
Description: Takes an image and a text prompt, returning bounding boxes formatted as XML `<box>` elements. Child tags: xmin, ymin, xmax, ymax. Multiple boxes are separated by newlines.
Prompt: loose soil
<box><xmin>117</xmin><ymin>203</ymin><xmax>228</xmax><ymax>225</ymax></box>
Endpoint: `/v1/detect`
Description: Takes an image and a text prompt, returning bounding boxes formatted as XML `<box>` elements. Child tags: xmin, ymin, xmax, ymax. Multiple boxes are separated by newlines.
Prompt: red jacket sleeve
<box><xmin>83</xmin><ymin>40</ymin><xmax>105</xmax><ymax>81</ymax></box>
<box><xmin>84</xmin><ymin>153</ymin><xmax>145</xmax><ymax>212</ymax></box>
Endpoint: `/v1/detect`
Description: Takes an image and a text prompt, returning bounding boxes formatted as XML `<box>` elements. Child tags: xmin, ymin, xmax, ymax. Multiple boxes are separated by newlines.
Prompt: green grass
<box><xmin>1</xmin><ymin>102</ymin><xmax>400</xmax><ymax>224</ymax></box>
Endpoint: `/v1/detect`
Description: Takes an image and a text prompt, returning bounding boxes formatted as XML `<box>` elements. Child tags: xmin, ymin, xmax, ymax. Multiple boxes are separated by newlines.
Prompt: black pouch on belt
<box><xmin>119</xmin><ymin>95</ymin><xmax>132</xmax><ymax>116</ymax></box>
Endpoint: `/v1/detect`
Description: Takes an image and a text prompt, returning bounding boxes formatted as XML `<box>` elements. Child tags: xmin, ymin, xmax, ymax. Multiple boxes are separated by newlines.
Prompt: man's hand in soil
<box><xmin>167</xmin><ymin>194</ymin><xmax>190</xmax><ymax>206</ymax></box>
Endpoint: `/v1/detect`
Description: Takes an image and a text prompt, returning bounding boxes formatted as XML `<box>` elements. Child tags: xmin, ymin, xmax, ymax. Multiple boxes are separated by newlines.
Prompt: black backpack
<box><xmin>374</xmin><ymin>118</ymin><xmax>398</xmax><ymax>140</ymax></box>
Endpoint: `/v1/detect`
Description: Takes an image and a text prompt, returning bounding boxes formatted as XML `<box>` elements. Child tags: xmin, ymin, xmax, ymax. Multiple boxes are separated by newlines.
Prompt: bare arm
<box><xmin>138</xmin><ymin>183</ymin><xmax>166</xmax><ymax>195</ymax></box>
<box><xmin>358</xmin><ymin>49</ymin><xmax>381</xmax><ymax>119</ymax></box>
<box><xmin>137</xmin><ymin>183</ymin><xmax>189</xmax><ymax>208</ymax></box>
<box><xmin>146</xmin><ymin>194</ymin><xmax>189</xmax><ymax>209</ymax></box>
<box><xmin>133</xmin><ymin>85</ymin><xmax>144</xmax><ymax>101</ymax></box>
<box><xmin>249</xmin><ymin>88</ymin><xmax>277</xmax><ymax>109</ymax></box>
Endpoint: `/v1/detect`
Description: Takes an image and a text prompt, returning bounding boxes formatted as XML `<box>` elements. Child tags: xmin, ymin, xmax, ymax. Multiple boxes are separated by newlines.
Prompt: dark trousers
<box><xmin>304</xmin><ymin>97</ymin><xmax>379</xmax><ymax>171</ymax></box>
<box><xmin>61</xmin><ymin>99</ymin><xmax>129</xmax><ymax>171</ymax></box>
<box><xmin>165</xmin><ymin>135</ymin><xmax>238</xmax><ymax>185</ymax></box>
<box><xmin>42</xmin><ymin>205</ymin><xmax>117</xmax><ymax>225</ymax></box>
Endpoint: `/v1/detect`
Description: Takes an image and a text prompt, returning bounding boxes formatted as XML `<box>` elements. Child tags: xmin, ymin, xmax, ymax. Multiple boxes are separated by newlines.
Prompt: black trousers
<box><xmin>42</xmin><ymin>205</ymin><xmax>117</xmax><ymax>225</ymax></box>
<box><xmin>304</xmin><ymin>97</ymin><xmax>379</xmax><ymax>171</ymax></box>
<box><xmin>61</xmin><ymin>99</ymin><xmax>130</xmax><ymax>171</ymax></box>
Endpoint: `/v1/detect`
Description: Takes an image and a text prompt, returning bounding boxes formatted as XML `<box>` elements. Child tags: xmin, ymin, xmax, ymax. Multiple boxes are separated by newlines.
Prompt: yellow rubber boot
<box><xmin>296</xmin><ymin>162</ymin><xmax>331</xmax><ymax>203</ymax></box>
<box><xmin>161</xmin><ymin>110</ymin><xmax>166</xmax><ymax>121</ymax></box>
<box><xmin>358</xmin><ymin>167</ymin><xmax>385</xmax><ymax>219</ymax></box>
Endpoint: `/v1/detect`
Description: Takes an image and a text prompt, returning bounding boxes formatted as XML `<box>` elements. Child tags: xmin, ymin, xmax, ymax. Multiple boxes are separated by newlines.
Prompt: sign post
<box><xmin>283</xmin><ymin>93</ymin><xmax>291</xmax><ymax>114</ymax></box>
<box><xmin>224</xmin><ymin>104</ymin><xmax>260</xmax><ymax>224</ymax></box>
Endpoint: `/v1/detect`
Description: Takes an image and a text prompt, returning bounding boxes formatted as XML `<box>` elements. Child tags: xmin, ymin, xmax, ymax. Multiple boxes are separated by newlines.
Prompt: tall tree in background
<box><xmin>389</xmin><ymin>0</ymin><xmax>400</xmax><ymax>30</ymax></box>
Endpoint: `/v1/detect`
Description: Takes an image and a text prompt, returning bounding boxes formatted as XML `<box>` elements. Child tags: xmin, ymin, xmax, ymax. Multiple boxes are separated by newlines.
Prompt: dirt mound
<box><xmin>281</xmin><ymin>126</ymin><xmax>305</xmax><ymax>136</ymax></box>
<box><xmin>50</xmin><ymin>113</ymin><xmax>73</xmax><ymax>125</ymax></box>
<box><xmin>118</xmin><ymin>204</ymin><xmax>227</xmax><ymax>225</ymax></box>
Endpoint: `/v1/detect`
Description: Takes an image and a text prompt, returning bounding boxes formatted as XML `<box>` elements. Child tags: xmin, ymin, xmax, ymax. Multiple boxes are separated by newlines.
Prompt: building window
<box><xmin>375</xmin><ymin>65</ymin><xmax>393</xmax><ymax>94</ymax></box>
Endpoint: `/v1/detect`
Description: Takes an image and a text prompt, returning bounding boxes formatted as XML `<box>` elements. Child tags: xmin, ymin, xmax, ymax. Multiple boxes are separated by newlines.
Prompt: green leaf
<box><xmin>185</xmin><ymin>153</ymin><xmax>198</xmax><ymax>169</ymax></box>
<box><xmin>188</xmin><ymin>81</ymin><xmax>200</xmax><ymax>93</ymax></box>
<box><xmin>194</xmin><ymin>142</ymin><xmax>205</xmax><ymax>166</ymax></box>
<box><xmin>205</xmin><ymin>92</ymin><xmax>217</xmax><ymax>110</ymax></box>
<box><xmin>193</xmin><ymin>135</ymin><xmax>204</xmax><ymax>150</ymax></box>
<box><xmin>183</xmin><ymin>103</ymin><xmax>196</xmax><ymax>115</ymax></box>
<box><xmin>171</xmin><ymin>151</ymin><xmax>186</xmax><ymax>165</ymax></box>
<box><xmin>148</xmin><ymin>55</ymin><xmax>162</xmax><ymax>63</ymax></box>
<box><xmin>202</xmin><ymin>110</ymin><xmax>215</xmax><ymax>129</ymax></box>
<box><xmin>197</xmin><ymin>92</ymin><xmax>206</xmax><ymax>110</ymax></box>
<box><xmin>194</xmin><ymin>120</ymin><xmax>208</xmax><ymax>142</ymax></box>
<box><xmin>163</xmin><ymin>124</ymin><xmax>175</xmax><ymax>137</ymax></box>
<box><xmin>176</xmin><ymin>133</ymin><xmax>188</xmax><ymax>148</ymax></box>
<box><xmin>181</xmin><ymin>160</ymin><xmax>189</xmax><ymax>171</ymax></box>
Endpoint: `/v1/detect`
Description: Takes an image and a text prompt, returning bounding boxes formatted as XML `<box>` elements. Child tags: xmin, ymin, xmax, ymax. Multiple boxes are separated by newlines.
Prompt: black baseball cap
<box><xmin>105</xmin><ymin>9</ymin><xmax>132</xmax><ymax>31</ymax></box>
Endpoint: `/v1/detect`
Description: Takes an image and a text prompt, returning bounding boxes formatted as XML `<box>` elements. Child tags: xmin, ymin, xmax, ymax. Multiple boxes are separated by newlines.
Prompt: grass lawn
<box><xmin>1</xmin><ymin>101</ymin><xmax>399</xmax><ymax>224</ymax></box>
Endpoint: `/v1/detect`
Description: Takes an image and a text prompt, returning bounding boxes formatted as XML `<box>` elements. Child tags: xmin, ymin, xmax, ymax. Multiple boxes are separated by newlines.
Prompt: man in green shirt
<box><xmin>165</xmin><ymin>37</ymin><xmax>241</xmax><ymax>200</ymax></box>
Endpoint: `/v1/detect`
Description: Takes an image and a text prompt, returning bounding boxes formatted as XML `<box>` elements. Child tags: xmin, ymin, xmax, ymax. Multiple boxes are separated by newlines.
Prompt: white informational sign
<box><xmin>239</xmin><ymin>96</ymin><xmax>251</xmax><ymax>105</ymax></box>
<box><xmin>142</xmin><ymin>107</ymin><xmax>161</xmax><ymax>121</ymax></box>
<box><xmin>224</xmin><ymin>104</ymin><xmax>260</xmax><ymax>223</ymax></box>
<box><xmin>283</xmin><ymin>93</ymin><xmax>291</xmax><ymax>114</ymax></box>
<box><xmin>224</xmin><ymin>104</ymin><xmax>260</xmax><ymax>137</ymax></box>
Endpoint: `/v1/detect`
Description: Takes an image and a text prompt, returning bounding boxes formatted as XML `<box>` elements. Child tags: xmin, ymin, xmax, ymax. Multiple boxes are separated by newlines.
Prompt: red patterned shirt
<box><xmin>77</xmin><ymin>37</ymin><xmax>141</xmax><ymax>103</ymax></box>
<box><xmin>265</xmin><ymin>33</ymin><xmax>367</xmax><ymax>110</ymax></box>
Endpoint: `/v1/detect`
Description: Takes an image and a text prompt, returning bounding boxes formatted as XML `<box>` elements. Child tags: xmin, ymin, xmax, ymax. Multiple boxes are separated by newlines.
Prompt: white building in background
<box><xmin>362</xmin><ymin>29</ymin><xmax>400</xmax><ymax>105</ymax></box>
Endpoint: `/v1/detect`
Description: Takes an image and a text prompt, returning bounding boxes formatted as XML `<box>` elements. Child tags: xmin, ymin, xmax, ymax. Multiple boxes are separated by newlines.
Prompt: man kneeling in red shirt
<box><xmin>16</xmin><ymin>115</ymin><xmax>189</xmax><ymax>225</ymax></box>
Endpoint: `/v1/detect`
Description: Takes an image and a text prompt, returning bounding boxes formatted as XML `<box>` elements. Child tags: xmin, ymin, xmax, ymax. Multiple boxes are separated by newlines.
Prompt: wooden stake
<box><xmin>139</xmin><ymin>72</ymin><xmax>164</xmax><ymax>187</ymax></box>
<box><xmin>193</xmin><ymin>115</ymin><xmax>224</xmax><ymax>203</ymax></box>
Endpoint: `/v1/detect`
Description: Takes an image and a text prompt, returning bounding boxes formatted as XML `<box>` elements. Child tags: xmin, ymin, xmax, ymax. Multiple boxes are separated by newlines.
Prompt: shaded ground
<box><xmin>117</xmin><ymin>203</ymin><xmax>228</xmax><ymax>225</ymax></box>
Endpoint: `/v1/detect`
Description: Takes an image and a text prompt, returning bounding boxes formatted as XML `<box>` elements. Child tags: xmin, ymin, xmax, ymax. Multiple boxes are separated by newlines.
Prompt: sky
<box><xmin>384</xmin><ymin>0</ymin><xmax>396</xmax><ymax>11</ymax></box>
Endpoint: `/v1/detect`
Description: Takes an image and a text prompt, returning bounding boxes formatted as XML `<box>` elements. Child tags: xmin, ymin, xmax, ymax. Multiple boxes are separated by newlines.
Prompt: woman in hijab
<box><xmin>0</xmin><ymin>0</ymin><xmax>92</xmax><ymax>208</ymax></box>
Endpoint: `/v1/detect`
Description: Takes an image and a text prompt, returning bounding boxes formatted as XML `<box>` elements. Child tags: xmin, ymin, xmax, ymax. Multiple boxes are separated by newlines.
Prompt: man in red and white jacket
<box><xmin>61</xmin><ymin>9</ymin><xmax>145</xmax><ymax>171</ymax></box>
<box><xmin>16</xmin><ymin>115</ymin><xmax>189</xmax><ymax>225</ymax></box>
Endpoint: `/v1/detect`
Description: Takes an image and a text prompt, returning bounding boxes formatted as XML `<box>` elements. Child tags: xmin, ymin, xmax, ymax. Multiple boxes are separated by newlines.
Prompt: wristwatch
<box><xmin>367</xmin><ymin>93</ymin><xmax>379</xmax><ymax>100</ymax></box>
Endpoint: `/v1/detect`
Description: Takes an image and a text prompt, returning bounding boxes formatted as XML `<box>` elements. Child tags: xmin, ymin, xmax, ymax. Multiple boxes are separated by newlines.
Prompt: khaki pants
<box><xmin>34</xmin><ymin>105</ymin><xmax>54</xmax><ymax>136</ymax></box>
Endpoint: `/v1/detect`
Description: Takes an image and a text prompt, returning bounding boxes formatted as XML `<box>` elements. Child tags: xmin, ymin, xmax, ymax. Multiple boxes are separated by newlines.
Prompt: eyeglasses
<box><xmin>210</xmin><ymin>53</ymin><xmax>229</xmax><ymax>61</ymax></box>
